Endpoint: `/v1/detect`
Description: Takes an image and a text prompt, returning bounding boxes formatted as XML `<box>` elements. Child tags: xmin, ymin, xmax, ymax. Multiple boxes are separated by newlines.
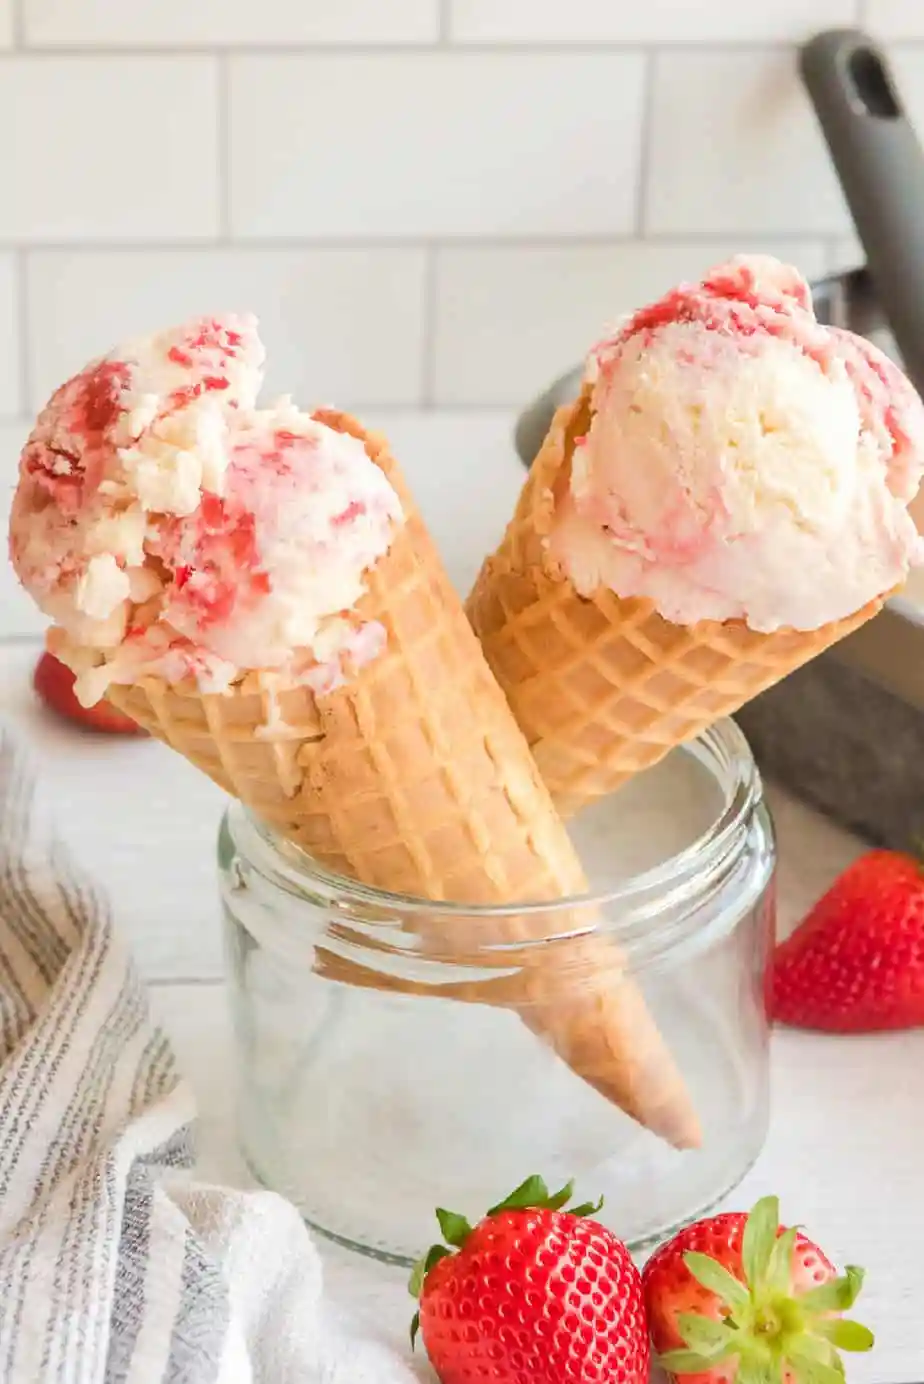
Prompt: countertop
<box><xmin>1</xmin><ymin>411</ymin><xmax>922</xmax><ymax>1381</ymax></box>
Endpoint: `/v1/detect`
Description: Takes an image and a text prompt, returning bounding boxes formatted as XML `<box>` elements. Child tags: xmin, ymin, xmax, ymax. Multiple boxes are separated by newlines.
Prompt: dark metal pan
<box><xmin>800</xmin><ymin>28</ymin><xmax>924</xmax><ymax>394</ymax></box>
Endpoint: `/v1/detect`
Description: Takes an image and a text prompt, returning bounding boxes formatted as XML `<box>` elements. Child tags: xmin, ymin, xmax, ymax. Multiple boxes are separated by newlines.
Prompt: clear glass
<box><xmin>219</xmin><ymin>717</ymin><xmax>775</xmax><ymax>1266</ymax></box>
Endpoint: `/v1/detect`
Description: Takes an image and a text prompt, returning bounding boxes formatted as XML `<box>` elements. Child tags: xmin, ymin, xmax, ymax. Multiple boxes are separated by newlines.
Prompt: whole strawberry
<box><xmin>771</xmin><ymin>850</ymin><xmax>924</xmax><ymax>1032</ymax></box>
<box><xmin>642</xmin><ymin>1195</ymin><xmax>873</xmax><ymax>1384</ymax></box>
<box><xmin>33</xmin><ymin>651</ymin><xmax>146</xmax><ymax>736</ymax></box>
<box><xmin>409</xmin><ymin>1174</ymin><xmax>648</xmax><ymax>1384</ymax></box>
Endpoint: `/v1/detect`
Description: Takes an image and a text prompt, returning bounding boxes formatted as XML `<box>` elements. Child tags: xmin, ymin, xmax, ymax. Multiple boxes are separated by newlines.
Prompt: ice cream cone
<box><xmin>467</xmin><ymin>389</ymin><xmax>890</xmax><ymax>818</ymax></box>
<box><xmin>107</xmin><ymin>409</ymin><xmax>701</xmax><ymax>1150</ymax></box>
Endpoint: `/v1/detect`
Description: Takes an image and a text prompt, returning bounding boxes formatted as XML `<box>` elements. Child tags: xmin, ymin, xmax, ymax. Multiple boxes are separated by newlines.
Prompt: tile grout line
<box><xmin>419</xmin><ymin>243</ymin><xmax>439</xmax><ymax>408</ymax></box>
<box><xmin>8</xmin><ymin>33</ymin><xmax>924</xmax><ymax>57</ymax></box>
<box><xmin>9</xmin><ymin>230</ymin><xmax>847</xmax><ymax>254</ymax></box>
<box><xmin>0</xmin><ymin>39</ymin><xmax>874</xmax><ymax>58</ymax></box>
<box><xmin>634</xmin><ymin>47</ymin><xmax>656</xmax><ymax>238</ymax></box>
<box><xmin>14</xmin><ymin>248</ymin><xmax>31</xmax><ymax>416</ymax></box>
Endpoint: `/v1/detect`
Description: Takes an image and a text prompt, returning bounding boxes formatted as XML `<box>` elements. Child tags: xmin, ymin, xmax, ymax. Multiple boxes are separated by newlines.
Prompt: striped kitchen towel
<box><xmin>0</xmin><ymin>727</ymin><xmax>417</xmax><ymax>1384</ymax></box>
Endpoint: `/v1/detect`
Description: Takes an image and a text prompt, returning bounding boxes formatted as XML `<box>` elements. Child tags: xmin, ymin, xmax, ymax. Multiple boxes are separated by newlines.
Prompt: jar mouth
<box><xmin>228</xmin><ymin>717</ymin><xmax>763</xmax><ymax>927</ymax></box>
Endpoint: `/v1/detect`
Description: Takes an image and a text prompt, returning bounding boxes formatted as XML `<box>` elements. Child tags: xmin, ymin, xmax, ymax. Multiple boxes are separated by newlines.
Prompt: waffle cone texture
<box><xmin>107</xmin><ymin>409</ymin><xmax>700</xmax><ymax>1149</ymax></box>
<box><xmin>466</xmin><ymin>390</ymin><xmax>890</xmax><ymax>818</ymax></box>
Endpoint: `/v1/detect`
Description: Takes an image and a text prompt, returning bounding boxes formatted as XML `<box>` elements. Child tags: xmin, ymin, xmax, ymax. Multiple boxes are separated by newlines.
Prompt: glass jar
<box><xmin>219</xmin><ymin>716</ymin><xmax>775</xmax><ymax>1266</ymax></box>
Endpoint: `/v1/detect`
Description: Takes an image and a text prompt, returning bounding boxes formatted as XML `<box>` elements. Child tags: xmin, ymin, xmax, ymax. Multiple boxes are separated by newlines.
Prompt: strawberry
<box><xmin>33</xmin><ymin>652</ymin><xmax>146</xmax><ymax>736</ymax></box>
<box><xmin>409</xmin><ymin>1174</ymin><xmax>648</xmax><ymax>1384</ymax></box>
<box><xmin>642</xmin><ymin>1195</ymin><xmax>873</xmax><ymax>1384</ymax></box>
<box><xmin>771</xmin><ymin>850</ymin><xmax>924</xmax><ymax>1032</ymax></box>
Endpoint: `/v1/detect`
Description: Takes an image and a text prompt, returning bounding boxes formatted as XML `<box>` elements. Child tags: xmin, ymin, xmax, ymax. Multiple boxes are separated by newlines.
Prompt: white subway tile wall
<box><xmin>0</xmin><ymin>419</ymin><xmax>38</xmax><ymax>635</ymax></box>
<box><xmin>451</xmin><ymin>1</ymin><xmax>859</xmax><ymax>45</ymax></box>
<box><xmin>26</xmin><ymin>250</ymin><xmax>427</xmax><ymax>410</ymax></box>
<box><xmin>0</xmin><ymin>58</ymin><xmax>219</xmax><ymax>241</ymax></box>
<box><xmin>864</xmin><ymin>0</ymin><xmax>924</xmax><ymax>38</ymax></box>
<box><xmin>646</xmin><ymin>50</ymin><xmax>852</xmax><ymax>236</ymax></box>
<box><xmin>22</xmin><ymin>0</ymin><xmax>440</xmax><ymax>46</ymax></box>
<box><xmin>433</xmin><ymin>240</ymin><xmax>832</xmax><ymax>406</ymax></box>
<box><xmin>228</xmin><ymin>53</ymin><xmax>646</xmax><ymax>238</ymax></box>
<box><xmin>2</xmin><ymin>0</ymin><xmax>922</xmax><ymax>428</ymax></box>
<box><xmin>0</xmin><ymin>257</ymin><xmax>19</xmax><ymax>417</ymax></box>
<box><xmin>830</xmin><ymin>236</ymin><xmax>865</xmax><ymax>275</ymax></box>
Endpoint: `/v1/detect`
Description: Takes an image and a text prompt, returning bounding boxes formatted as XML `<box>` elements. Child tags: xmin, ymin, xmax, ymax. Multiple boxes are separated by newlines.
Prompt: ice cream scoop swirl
<box><xmin>552</xmin><ymin>255</ymin><xmax>924</xmax><ymax>631</ymax></box>
<box><xmin>9</xmin><ymin>316</ymin><xmax>404</xmax><ymax>704</ymax></box>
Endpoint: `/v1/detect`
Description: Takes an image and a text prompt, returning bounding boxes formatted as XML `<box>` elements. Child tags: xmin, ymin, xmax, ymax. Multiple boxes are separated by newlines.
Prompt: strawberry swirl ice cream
<box><xmin>9</xmin><ymin>316</ymin><xmax>404</xmax><ymax>705</ymax></box>
<box><xmin>551</xmin><ymin>255</ymin><xmax>924</xmax><ymax>632</ymax></box>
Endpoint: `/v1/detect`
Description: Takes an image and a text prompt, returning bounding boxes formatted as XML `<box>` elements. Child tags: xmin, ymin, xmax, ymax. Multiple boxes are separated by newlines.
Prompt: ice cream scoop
<box><xmin>467</xmin><ymin>254</ymin><xmax>924</xmax><ymax>816</ymax></box>
<box><xmin>550</xmin><ymin>255</ymin><xmax>924</xmax><ymax>632</ymax></box>
<box><xmin>10</xmin><ymin>318</ymin><xmax>403</xmax><ymax>706</ymax></box>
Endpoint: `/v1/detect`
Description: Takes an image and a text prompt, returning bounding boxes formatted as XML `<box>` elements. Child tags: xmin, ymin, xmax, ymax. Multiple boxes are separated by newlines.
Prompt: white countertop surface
<box><xmin>1</xmin><ymin>411</ymin><xmax>922</xmax><ymax>1381</ymax></box>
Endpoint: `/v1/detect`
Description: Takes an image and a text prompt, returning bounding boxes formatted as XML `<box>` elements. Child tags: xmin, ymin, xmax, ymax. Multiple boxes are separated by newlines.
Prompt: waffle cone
<box><xmin>467</xmin><ymin>391</ymin><xmax>890</xmax><ymax>817</ymax></box>
<box><xmin>107</xmin><ymin>409</ymin><xmax>700</xmax><ymax>1149</ymax></box>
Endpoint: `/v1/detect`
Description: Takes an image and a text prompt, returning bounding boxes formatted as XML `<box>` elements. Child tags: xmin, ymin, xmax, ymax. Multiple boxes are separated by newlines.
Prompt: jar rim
<box><xmin>224</xmin><ymin>717</ymin><xmax>763</xmax><ymax>929</ymax></box>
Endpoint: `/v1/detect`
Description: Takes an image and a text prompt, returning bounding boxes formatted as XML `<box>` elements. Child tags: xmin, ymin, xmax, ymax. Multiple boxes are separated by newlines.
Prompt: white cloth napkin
<box><xmin>0</xmin><ymin>726</ymin><xmax>418</xmax><ymax>1384</ymax></box>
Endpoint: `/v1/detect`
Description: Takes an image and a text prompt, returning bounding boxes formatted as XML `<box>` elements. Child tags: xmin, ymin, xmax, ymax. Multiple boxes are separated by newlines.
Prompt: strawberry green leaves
<box><xmin>682</xmin><ymin>1251</ymin><xmax>750</xmax><ymax>1311</ymax></box>
<box><xmin>570</xmin><ymin>1196</ymin><xmax>606</xmax><ymax>1218</ymax></box>
<box><xmin>657</xmin><ymin>1312</ymin><xmax>739</xmax><ymax>1375</ymax></box>
<box><xmin>799</xmin><ymin>1266</ymin><xmax>865</xmax><ymax>1313</ymax></box>
<box><xmin>486</xmin><ymin>1174</ymin><xmax>601</xmax><ymax>1217</ymax></box>
<box><xmin>765</xmin><ymin>1226</ymin><xmax>799</xmax><ymax>1296</ymax></box>
<box><xmin>742</xmin><ymin>1195</ymin><xmax>779</xmax><ymax>1289</ymax></box>
<box><xmin>676</xmin><ymin>1313</ymin><xmax>738</xmax><ymax>1356</ymax></box>
<box><xmin>817</xmin><ymin>1319</ymin><xmax>875</xmax><ymax>1352</ymax></box>
<box><xmin>409</xmin><ymin>1244</ymin><xmax>452</xmax><ymax>1300</ymax></box>
<box><xmin>435</xmin><ymin>1208</ymin><xmax>471</xmax><ymax>1247</ymax></box>
<box><xmin>409</xmin><ymin>1244</ymin><xmax>453</xmax><ymax>1348</ymax></box>
<box><xmin>487</xmin><ymin>1174</ymin><xmax>557</xmax><ymax>1215</ymax></box>
<box><xmin>787</xmin><ymin>1357</ymin><xmax>847</xmax><ymax>1384</ymax></box>
<box><xmin>658</xmin><ymin>1349</ymin><xmax>723</xmax><ymax>1375</ymax></box>
<box><xmin>786</xmin><ymin>1332</ymin><xmax>855</xmax><ymax>1384</ymax></box>
<box><xmin>653</xmin><ymin>1197</ymin><xmax>874</xmax><ymax>1383</ymax></box>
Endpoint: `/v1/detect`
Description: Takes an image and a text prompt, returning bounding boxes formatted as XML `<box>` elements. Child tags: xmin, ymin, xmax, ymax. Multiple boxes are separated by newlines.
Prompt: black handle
<box><xmin>801</xmin><ymin>29</ymin><xmax>924</xmax><ymax>393</ymax></box>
